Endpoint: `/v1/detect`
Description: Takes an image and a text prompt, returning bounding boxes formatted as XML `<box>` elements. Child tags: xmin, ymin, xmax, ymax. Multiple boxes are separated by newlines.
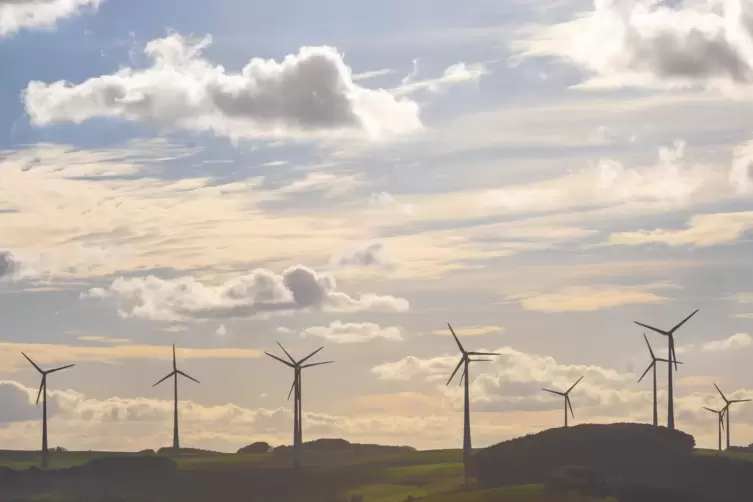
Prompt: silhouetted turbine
<box><xmin>22</xmin><ymin>353</ymin><xmax>75</xmax><ymax>469</ymax></box>
<box><xmin>714</xmin><ymin>383</ymin><xmax>751</xmax><ymax>450</ymax></box>
<box><xmin>634</xmin><ymin>309</ymin><xmax>698</xmax><ymax>430</ymax></box>
<box><xmin>153</xmin><ymin>345</ymin><xmax>200</xmax><ymax>452</ymax></box>
<box><xmin>637</xmin><ymin>333</ymin><xmax>682</xmax><ymax>427</ymax></box>
<box><xmin>703</xmin><ymin>406</ymin><xmax>726</xmax><ymax>452</ymax></box>
<box><xmin>265</xmin><ymin>343</ymin><xmax>333</xmax><ymax>469</ymax></box>
<box><xmin>445</xmin><ymin>322</ymin><xmax>499</xmax><ymax>483</ymax></box>
<box><xmin>542</xmin><ymin>376</ymin><xmax>583</xmax><ymax>428</ymax></box>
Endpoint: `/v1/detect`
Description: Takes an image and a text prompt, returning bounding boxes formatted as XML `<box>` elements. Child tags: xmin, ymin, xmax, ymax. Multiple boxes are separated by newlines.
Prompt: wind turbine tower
<box><xmin>445</xmin><ymin>323</ymin><xmax>499</xmax><ymax>483</ymax></box>
<box><xmin>634</xmin><ymin>309</ymin><xmax>698</xmax><ymax>430</ymax></box>
<box><xmin>542</xmin><ymin>376</ymin><xmax>584</xmax><ymax>427</ymax></box>
<box><xmin>703</xmin><ymin>406</ymin><xmax>726</xmax><ymax>452</ymax></box>
<box><xmin>22</xmin><ymin>353</ymin><xmax>75</xmax><ymax>469</ymax></box>
<box><xmin>153</xmin><ymin>345</ymin><xmax>200</xmax><ymax>452</ymax></box>
<box><xmin>713</xmin><ymin>384</ymin><xmax>751</xmax><ymax>450</ymax></box>
<box><xmin>266</xmin><ymin>342</ymin><xmax>333</xmax><ymax>469</ymax></box>
<box><xmin>638</xmin><ymin>333</ymin><xmax>682</xmax><ymax>427</ymax></box>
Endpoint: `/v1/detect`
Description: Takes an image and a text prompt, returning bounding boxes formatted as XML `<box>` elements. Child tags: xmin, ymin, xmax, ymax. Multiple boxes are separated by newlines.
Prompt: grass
<box><xmin>694</xmin><ymin>448</ymin><xmax>753</xmax><ymax>462</ymax></box>
<box><xmin>0</xmin><ymin>450</ymin><xmax>134</xmax><ymax>470</ymax></box>
<box><xmin>420</xmin><ymin>485</ymin><xmax>618</xmax><ymax>502</ymax></box>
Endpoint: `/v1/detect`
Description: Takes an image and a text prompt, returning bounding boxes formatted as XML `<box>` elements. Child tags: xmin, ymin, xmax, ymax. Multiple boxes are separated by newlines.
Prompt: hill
<box><xmin>472</xmin><ymin>423</ymin><xmax>751</xmax><ymax>501</ymax></box>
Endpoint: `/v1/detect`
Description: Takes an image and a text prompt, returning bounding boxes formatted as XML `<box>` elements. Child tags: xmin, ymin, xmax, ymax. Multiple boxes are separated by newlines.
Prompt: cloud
<box><xmin>0</xmin><ymin>379</ymin><xmax>467</xmax><ymax>451</ymax></box>
<box><xmin>393</xmin><ymin>61</ymin><xmax>487</xmax><ymax>96</ymax></box>
<box><xmin>0</xmin><ymin>250</ymin><xmax>20</xmax><ymax>281</ymax></box>
<box><xmin>84</xmin><ymin>265</ymin><xmax>409</xmax><ymax>321</ymax></box>
<box><xmin>605</xmin><ymin>211</ymin><xmax>753</xmax><ymax>247</ymax></box>
<box><xmin>731</xmin><ymin>139</ymin><xmax>753</xmax><ymax>194</ymax></box>
<box><xmin>23</xmin><ymin>34</ymin><xmax>423</xmax><ymax>141</ymax></box>
<box><xmin>702</xmin><ymin>333</ymin><xmax>753</xmax><ymax>352</ymax></box>
<box><xmin>0</xmin><ymin>341</ymin><xmax>261</xmax><ymax>372</ymax></box>
<box><xmin>215</xmin><ymin>324</ymin><xmax>227</xmax><ymax>337</ymax></box>
<box><xmin>368</xmin><ymin>192</ymin><xmax>415</xmax><ymax>216</ymax></box>
<box><xmin>0</xmin><ymin>0</ymin><xmax>99</xmax><ymax>38</ymax></box>
<box><xmin>514</xmin><ymin>0</ymin><xmax>753</xmax><ymax>90</ymax></box>
<box><xmin>509</xmin><ymin>284</ymin><xmax>672</xmax><ymax>312</ymax></box>
<box><xmin>301</xmin><ymin>321</ymin><xmax>403</xmax><ymax>344</ymax></box>
<box><xmin>429</xmin><ymin>325</ymin><xmax>505</xmax><ymax>336</ymax></box>
<box><xmin>333</xmin><ymin>242</ymin><xmax>394</xmax><ymax>269</ymax></box>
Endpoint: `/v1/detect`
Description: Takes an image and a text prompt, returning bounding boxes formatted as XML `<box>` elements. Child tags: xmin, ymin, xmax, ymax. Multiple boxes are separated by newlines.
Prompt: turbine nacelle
<box><xmin>22</xmin><ymin>352</ymin><xmax>75</xmax><ymax>405</ymax></box>
<box><xmin>153</xmin><ymin>345</ymin><xmax>200</xmax><ymax>387</ymax></box>
<box><xmin>542</xmin><ymin>376</ymin><xmax>583</xmax><ymax>421</ymax></box>
<box><xmin>634</xmin><ymin>309</ymin><xmax>698</xmax><ymax>371</ymax></box>
<box><xmin>445</xmin><ymin>323</ymin><xmax>499</xmax><ymax>386</ymax></box>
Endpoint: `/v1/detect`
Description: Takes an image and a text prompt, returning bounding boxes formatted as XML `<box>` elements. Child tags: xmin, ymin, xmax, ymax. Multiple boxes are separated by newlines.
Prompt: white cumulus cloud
<box><xmin>0</xmin><ymin>0</ymin><xmax>99</xmax><ymax>38</ymax></box>
<box><xmin>301</xmin><ymin>321</ymin><xmax>404</xmax><ymax>344</ymax></box>
<box><xmin>702</xmin><ymin>332</ymin><xmax>753</xmax><ymax>352</ymax></box>
<box><xmin>83</xmin><ymin>265</ymin><xmax>409</xmax><ymax>321</ymax></box>
<box><xmin>515</xmin><ymin>0</ymin><xmax>753</xmax><ymax>90</ymax></box>
<box><xmin>23</xmin><ymin>33</ymin><xmax>423</xmax><ymax>141</ymax></box>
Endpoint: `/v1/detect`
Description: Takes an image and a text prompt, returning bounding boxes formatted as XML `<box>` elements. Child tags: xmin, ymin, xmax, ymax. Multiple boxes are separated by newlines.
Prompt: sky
<box><xmin>2</xmin><ymin>0</ymin><xmax>753</xmax><ymax>454</ymax></box>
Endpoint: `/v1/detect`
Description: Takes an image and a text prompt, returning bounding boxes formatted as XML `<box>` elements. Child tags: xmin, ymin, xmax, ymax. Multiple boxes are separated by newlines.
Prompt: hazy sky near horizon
<box><xmin>2</xmin><ymin>0</ymin><xmax>753</xmax><ymax>453</ymax></box>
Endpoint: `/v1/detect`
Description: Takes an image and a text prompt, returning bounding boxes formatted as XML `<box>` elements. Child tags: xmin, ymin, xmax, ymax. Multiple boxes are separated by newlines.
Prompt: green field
<box><xmin>0</xmin><ymin>448</ymin><xmax>616</xmax><ymax>502</ymax></box>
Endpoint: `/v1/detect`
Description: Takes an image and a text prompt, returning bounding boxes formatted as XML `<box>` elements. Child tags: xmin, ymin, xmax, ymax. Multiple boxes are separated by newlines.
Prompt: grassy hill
<box><xmin>2</xmin><ymin>426</ymin><xmax>751</xmax><ymax>501</ymax></box>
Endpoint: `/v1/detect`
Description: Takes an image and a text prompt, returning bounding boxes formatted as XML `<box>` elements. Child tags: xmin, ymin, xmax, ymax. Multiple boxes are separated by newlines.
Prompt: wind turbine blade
<box><xmin>22</xmin><ymin>353</ymin><xmax>43</xmax><ymax>374</ymax></box>
<box><xmin>542</xmin><ymin>388</ymin><xmax>564</xmax><ymax>396</ymax></box>
<box><xmin>714</xmin><ymin>383</ymin><xmax>729</xmax><ymax>403</ymax></box>
<box><xmin>731</xmin><ymin>399</ymin><xmax>752</xmax><ymax>403</ymax></box>
<box><xmin>638</xmin><ymin>361</ymin><xmax>654</xmax><ymax>383</ymax></box>
<box><xmin>35</xmin><ymin>377</ymin><xmax>44</xmax><ymax>405</ymax></box>
<box><xmin>287</xmin><ymin>378</ymin><xmax>296</xmax><ymax>401</ymax></box>
<box><xmin>47</xmin><ymin>364</ymin><xmax>75</xmax><ymax>374</ymax></box>
<box><xmin>276</xmin><ymin>342</ymin><xmax>296</xmax><ymax>364</ymax></box>
<box><xmin>702</xmin><ymin>407</ymin><xmax>718</xmax><ymax>413</ymax></box>
<box><xmin>470</xmin><ymin>358</ymin><xmax>492</xmax><ymax>362</ymax></box>
<box><xmin>458</xmin><ymin>368</ymin><xmax>465</xmax><ymax>387</ymax></box>
<box><xmin>153</xmin><ymin>371</ymin><xmax>176</xmax><ymax>387</ymax></box>
<box><xmin>566</xmin><ymin>376</ymin><xmax>584</xmax><ymax>394</ymax></box>
<box><xmin>446</xmin><ymin>357</ymin><xmax>464</xmax><ymax>386</ymax></box>
<box><xmin>567</xmin><ymin>396</ymin><xmax>574</xmax><ymax>419</ymax></box>
<box><xmin>669</xmin><ymin>309</ymin><xmax>699</xmax><ymax>334</ymax></box>
<box><xmin>720</xmin><ymin>416</ymin><xmax>725</xmax><ymax>430</ymax></box>
<box><xmin>468</xmin><ymin>351</ymin><xmax>499</xmax><ymax>357</ymax></box>
<box><xmin>172</xmin><ymin>345</ymin><xmax>177</xmax><ymax>371</ymax></box>
<box><xmin>670</xmin><ymin>337</ymin><xmax>678</xmax><ymax>372</ymax></box>
<box><xmin>447</xmin><ymin>323</ymin><xmax>466</xmax><ymax>354</ymax></box>
<box><xmin>656</xmin><ymin>358</ymin><xmax>682</xmax><ymax>365</ymax></box>
<box><xmin>177</xmin><ymin>370</ymin><xmax>200</xmax><ymax>384</ymax></box>
<box><xmin>634</xmin><ymin>321</ymin><xmax>669</xmax><ymax>336</ymax></box>
<box><xmin>265</xmin><ymin>352</ymin><xmax>294</xmax><ymax>368</ymax></box>
<box><xmin>298</xmin><ymin>347</ymin><xmax>324</xmax><ymax>366</ymax></box>
<box><xmin>301</xmin><ymin>361</ymin><xmax>334</xmax><ymax>369</ymax></box>
<box><xmin>643</xmin><ymin>333</ymin><xmax>655</xmax><ymax>360</ymax></box>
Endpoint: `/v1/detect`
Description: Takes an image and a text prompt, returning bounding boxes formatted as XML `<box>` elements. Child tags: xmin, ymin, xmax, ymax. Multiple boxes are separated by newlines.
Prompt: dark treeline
<box><xmin>472</xmin><ymin>423</ymin><xmax>751</xmax><ymax>502</ymax></box>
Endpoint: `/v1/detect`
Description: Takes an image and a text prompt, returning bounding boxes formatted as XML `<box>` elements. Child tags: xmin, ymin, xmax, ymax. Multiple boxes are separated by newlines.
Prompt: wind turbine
<box><xmin>637</xmin><ymin>333</ymin><xmax>682</xmax><ymax>427</ymax></box>
<box><xmin>713</xmin><ymin>384</ymin><xmax>751</xmax><ymax>449</ymax></box>
<box><xmin>634</xmin><ymin>309</ymin><xmax>698</xmax><ymax>430</ymax></box>
<box><xmin>703</xmin><ymin>406</ymin><xmax>726</xmax><ymax>452</ymax></box>
<box><xmin>22</xmin><ymin>353</ymin><xmax>75</xmax><ymax>469</ymax></box>
<box><xmin>445</xmin><ymin>322</ymin><xmax>499</xmax><ymax>482</ymax></box>
<box><xmin>265</xmin><ymin>342</ymin><xmax>333</xmax><ymax>469</ymax></box>
<box><xmin>153</xmin><ymin>345</ymin><xmax>200</xmax><ymax>452</ymax></box>
<box><xmin>542</xmin><ymin>376</ymin><xmax>584</xmax><ymax>427</ymax></box>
